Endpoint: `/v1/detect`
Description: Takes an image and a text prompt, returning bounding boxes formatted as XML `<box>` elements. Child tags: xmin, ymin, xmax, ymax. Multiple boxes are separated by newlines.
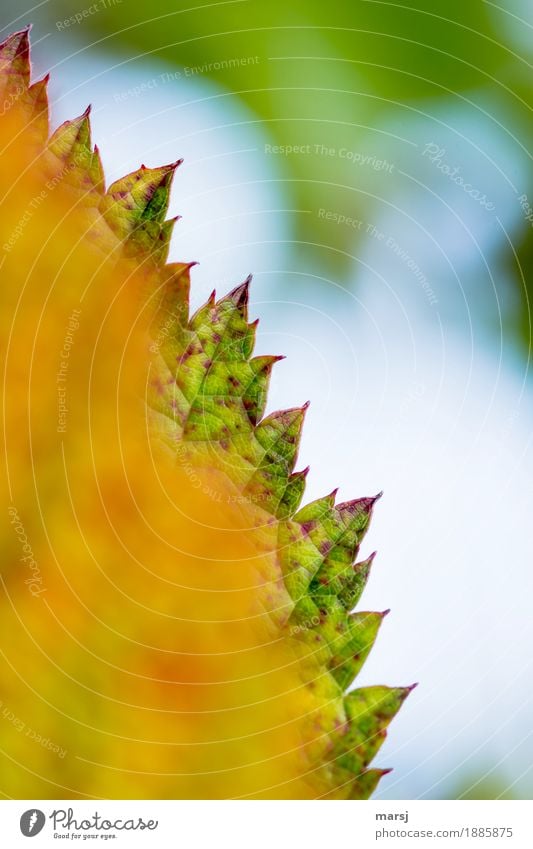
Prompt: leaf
<box><xmin>0</xmin><ymin>28</ymin><xmax>412</xmax><ymax>800</ymax></box>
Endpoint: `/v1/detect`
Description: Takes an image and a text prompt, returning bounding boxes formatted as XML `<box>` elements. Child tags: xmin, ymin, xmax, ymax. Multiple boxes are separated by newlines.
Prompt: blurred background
<box><xmin>2</xmin><ymin>0</ymin><xmax>532</xmax><ymax>799</ymax></box>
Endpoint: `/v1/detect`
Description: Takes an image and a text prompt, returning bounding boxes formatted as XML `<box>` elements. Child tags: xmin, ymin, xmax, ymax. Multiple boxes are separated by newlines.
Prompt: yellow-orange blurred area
<box><xmin>0</xmin><ymin>105</ymin><xmax>324</xmax><ymax>799</ymax></box>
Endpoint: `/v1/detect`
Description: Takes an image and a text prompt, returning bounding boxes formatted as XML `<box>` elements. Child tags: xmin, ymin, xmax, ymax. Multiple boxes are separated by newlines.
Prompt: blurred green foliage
<box><xmin>48</xmin><ymin>0</ymin><xmax>533</xmax><ymax>353</ymax></box>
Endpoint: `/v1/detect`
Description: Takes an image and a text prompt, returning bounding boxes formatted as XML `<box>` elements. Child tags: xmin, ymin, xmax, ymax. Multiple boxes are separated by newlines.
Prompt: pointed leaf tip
<box><xmin>268</xmin><ymin>404</ymin><xmax>308</xmax><ymax>425</ymax></box>
<box><xmin>336</xmin><ymin>495</ymin><xmax>378</xmax><ymax>517</ymax></box>
<box><xmin>0</xmin><ymin>28</ymin><xmax>30</xmax><ymax>52</ymax></box>
<box><xmin>100</xmin><ymin>158</ymin><xmax>182</xmax><ymax>258</ymax></box>
<box><xmin>395</xmin><ymin>683</ymin><xmax>418</xmax><ymax>704</ymax></box>
<box><xmin>228</xmin><ymin>277</ymin><xmax>251</xmax><ymax>309</ymax></box>
<box><xmin>163</xmin><ymin>158</ymin><xmax>183</xmax><ymax>171</ymax></box>
<box><xmin>252</xmin><ymin>354</ymin><xmax>285</xmax><ymax>372</ymax></box>
<box><xmin>48</xmin><ymin>107</ymin><xmax>94</xmax><ymax>170</ymax></box>
<box><xmin>143</xmin><ymin>158</ymin><xmax>182</xmax><ymax>174</ymax></box>
<box><xmin>36</xmin><ymin>72</ymin><xmax>50</xmax><ymax>85</ymax></box>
